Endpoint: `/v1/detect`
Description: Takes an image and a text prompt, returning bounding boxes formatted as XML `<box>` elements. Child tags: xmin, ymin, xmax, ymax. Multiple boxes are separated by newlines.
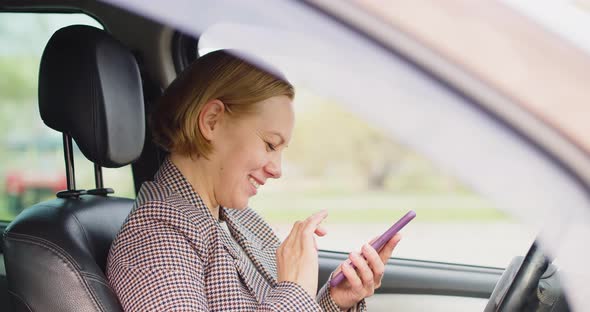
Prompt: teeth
<box><xmin>249</xmin><ymin>177</ymin><xmax>260</xmax><ymax>189</ymax></box>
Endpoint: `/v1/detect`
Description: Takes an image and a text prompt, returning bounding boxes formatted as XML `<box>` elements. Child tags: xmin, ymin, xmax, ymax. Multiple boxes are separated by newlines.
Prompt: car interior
<box><xmin>0</xmin><ymin>1</ymin><xmax>581</xmax><ymax>311</ymax></box>
<box><xmin>3</xmin><ymin>23</ymin><xmax>145</xmax><ymax>311</ymax></box>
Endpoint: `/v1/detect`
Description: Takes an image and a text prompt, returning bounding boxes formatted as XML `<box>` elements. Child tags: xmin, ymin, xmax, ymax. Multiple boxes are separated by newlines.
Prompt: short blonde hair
<box><xmin>151</xmin><ymin>50</ymin><xmax>294</xmax><ymax>158</ymax></box>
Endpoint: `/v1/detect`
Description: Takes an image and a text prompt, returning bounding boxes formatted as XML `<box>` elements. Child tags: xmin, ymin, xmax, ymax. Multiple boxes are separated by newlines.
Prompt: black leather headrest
<box><xmin>39</xmin><ymin>25</ymin><xmax>145</xmax><ymax>168</ymax></box>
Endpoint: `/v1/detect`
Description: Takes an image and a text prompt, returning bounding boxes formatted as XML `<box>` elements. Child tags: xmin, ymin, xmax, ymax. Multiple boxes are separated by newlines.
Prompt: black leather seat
<box><xmin>3</xmin><ymin>25</ymin><xmax>145</xmax><ymax>312</ymax></box>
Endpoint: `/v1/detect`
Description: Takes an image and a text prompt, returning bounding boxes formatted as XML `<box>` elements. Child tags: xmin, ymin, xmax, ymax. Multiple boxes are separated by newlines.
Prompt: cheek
<box><xmin>218</xmin><ymin>148</ymin><xmax>258</xmax><ymax>183</ymax></box>
<box><xmin>216</xmin><ymin>132</ymin><xmax>268</xmax><ymax>183</ymax></box>
<box><xmin>229</xmin><ymin>142</ymin><xmax>267</xmax><ymax>168</ymax></box>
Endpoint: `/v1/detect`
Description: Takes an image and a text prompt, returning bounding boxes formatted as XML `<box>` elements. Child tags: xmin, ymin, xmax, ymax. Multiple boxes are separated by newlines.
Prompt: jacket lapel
<box><xmin>154</xmin><ymin>158</ymin><xmax>277</xmax><ymax>304</ymax></box>
<box><xmin>221</xmin><ymin>208</ymin><xmax>278</xmax><ymax>286</ymax></box>
<box><xmin>215</xmin><ymin>217</ymin><xmax>271</xmax><ymax>304</ymax></box>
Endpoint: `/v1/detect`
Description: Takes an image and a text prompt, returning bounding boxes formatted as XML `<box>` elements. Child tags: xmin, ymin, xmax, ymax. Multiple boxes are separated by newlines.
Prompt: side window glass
<box><xmin>246</xmin><ymin>89</ymin><xmax>537</xmax><ymax>267</ymax></box>
<box><xmin>196</xmin><ymin>39</ymin><xmax>536</xmax><ymax>268</ymax></box>
<box><xmin>0</xmin><ymin>13</ymin><xmax>135</xmax><ymax>222</ymax></box>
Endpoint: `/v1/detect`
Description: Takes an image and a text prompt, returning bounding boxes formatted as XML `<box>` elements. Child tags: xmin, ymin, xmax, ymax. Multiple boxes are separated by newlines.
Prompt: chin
<box><xmin>236</xmin><ymin>199</ymin><xmax>250</xmax><ymax>209</ymax></box>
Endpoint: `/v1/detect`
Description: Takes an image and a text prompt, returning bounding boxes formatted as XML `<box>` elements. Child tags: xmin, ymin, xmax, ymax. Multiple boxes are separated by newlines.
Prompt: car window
<box><xmin>198</xmin><ymin>29</ymin><xmax>538</xmax><ymax>269</ymax></box>
<box><xmin>246</xmin><ymin>88</ymin><xmax>537</xmax><ymax>268</ymax></box>
<box><xmin>0</xmin><ymin>13</ymin><xmax>135</xmax><ymax>222</ymax></box>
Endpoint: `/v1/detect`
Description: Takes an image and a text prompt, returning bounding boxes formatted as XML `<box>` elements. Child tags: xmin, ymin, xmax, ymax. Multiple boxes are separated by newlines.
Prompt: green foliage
<box><xmin>0</xmin><ymin>57</ymin><xmax>38</xmax><ymax>102</ymax></box>
<box><xmin>286</xmin><ymin>93</ymin><xmax>405</xmax><ymax>192</ymax></box>
<box><xmin>286</xmin><ymin>91</ymin><xmax>470</xmax><ymax>194</ymax></box>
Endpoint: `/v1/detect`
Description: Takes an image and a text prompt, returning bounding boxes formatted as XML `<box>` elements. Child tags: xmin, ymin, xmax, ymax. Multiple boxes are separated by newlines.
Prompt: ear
<box><xmin>198</xmin><ymin>99</ymin><xmax>225</xmax><ymax>141</ymax></box>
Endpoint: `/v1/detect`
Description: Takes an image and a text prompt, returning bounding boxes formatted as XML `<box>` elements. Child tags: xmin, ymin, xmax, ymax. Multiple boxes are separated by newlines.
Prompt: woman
<box><xmin>107</xmin><ymin>50</ymin><xmax>401</xmax><ymax>311</ymax></box>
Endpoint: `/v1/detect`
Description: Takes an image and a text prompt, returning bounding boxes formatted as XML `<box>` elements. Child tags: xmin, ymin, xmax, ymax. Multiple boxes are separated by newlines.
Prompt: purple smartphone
<box><xmin>329</xmin><ymin>210</ymin><xmax>416</xmax><ymax>288</ymax></box>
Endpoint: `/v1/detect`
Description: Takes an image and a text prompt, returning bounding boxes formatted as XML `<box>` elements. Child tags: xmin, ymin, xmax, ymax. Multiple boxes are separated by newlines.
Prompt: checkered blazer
<box><xmin>107</xmin><ymin>158</ymin><xmax>366</xmax><ymax>311</ymax></box>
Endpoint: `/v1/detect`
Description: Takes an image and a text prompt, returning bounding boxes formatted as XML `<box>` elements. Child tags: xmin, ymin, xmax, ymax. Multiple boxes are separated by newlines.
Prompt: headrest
<box><xmin>39</xmin><ymin>25</ymin><xmax>145</xmax><ymax>168</ymax></box>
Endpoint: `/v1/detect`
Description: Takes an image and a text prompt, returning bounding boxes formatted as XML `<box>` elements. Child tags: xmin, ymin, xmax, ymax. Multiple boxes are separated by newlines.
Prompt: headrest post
<box><xmin>56</xmin><ymin>133</ymin><xmax>85</xmax><ymax>198</ymax></box>
<box><xmin>94</xmin><ymin>164</ymin><xmax>103</xmax><ymax>189</ymax></box>
<box><xmin>63</xmin><ymin>133</ymin><xmax>76</xmax><ymax>191</ymax></box>
<box><xmin>87</xmin><ymin>163</ymin><xmax>114</xmax><ymax>196</ymax></box>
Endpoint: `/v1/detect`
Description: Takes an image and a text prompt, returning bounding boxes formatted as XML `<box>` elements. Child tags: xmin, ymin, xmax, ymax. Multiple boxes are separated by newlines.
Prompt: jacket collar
<box><xmin>154</xmin><ymin>157</ymin><xmax>278</xmax><ymax>301</ymax></box>
<box><xmin>153</xmin><ymin>157</ymin><xmax>241</xmax><ymax>255</ymax></box>
<box><xmin>154</xmin><ymin>157</ymin><xmax>211</xmax><ymax>216</ymax></box>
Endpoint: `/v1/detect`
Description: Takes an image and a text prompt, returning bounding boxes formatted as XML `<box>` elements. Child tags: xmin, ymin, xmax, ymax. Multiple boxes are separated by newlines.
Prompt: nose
<box><xmin>264</xmin><ymin>153</ymin><xmax>282</xmax><ymax>179</ymax></box>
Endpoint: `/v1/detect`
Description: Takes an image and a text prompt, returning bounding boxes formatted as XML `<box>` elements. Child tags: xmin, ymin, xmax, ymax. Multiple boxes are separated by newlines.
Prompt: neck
<box><xmin>169</xmin><ymin>153</ymin><xmax>220</xmax><ymax>220</ymax></box>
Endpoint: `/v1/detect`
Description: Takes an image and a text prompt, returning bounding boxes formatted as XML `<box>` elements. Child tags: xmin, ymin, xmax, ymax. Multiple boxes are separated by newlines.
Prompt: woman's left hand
<box><xmin>329</xmin><ymin>233</ymin><xmax>402</xmax><ymax>311</ymax></box>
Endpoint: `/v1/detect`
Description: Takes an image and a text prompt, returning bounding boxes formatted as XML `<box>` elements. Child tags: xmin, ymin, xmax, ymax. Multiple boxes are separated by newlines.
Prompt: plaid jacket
<box><xmin>107</xmin><ymin>158</ymin><xmax>366</xmax><ymax>311</ymax></box>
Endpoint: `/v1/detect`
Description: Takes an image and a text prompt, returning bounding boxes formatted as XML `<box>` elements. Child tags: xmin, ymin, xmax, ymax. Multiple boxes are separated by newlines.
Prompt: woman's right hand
<box><xmin>276</xmin><ymin>210</ymin><xmax>328</xmax><ymax>297</ymax></box>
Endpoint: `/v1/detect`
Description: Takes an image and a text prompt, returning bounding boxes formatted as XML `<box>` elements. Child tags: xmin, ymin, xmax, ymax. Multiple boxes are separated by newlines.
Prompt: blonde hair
<box><xmin>151</xmin><ymin>50</ymin><xmax>294</xmax><ymax>158</ymax></box>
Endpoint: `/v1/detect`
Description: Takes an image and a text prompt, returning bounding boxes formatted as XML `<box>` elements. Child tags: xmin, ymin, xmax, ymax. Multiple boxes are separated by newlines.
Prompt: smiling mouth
<box><xmin>248</xmin><ymin>176</ymin><xmax>261</xmax><ymax>189</ymax></box>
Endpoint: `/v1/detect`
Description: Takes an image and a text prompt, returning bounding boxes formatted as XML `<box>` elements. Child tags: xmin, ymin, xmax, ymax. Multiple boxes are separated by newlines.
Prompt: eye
<box><xmin>265</xmin><ymin>141</ymin><xmax>276</xmax><ymax>152</ymax></box>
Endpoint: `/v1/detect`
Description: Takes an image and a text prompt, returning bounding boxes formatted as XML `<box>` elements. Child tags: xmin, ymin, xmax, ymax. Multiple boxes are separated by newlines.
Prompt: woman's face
<box><xmin>211</xmin><ymin>95</ymin><xmax>294</xmax><ymax>209</ymax></box>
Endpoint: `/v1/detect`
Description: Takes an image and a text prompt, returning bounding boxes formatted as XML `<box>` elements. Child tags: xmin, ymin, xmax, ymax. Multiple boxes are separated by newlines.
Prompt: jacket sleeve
<box><xmin>107</xmin><ymin>202</ymin><xmax>323</xmax><ymax>311</ymax></box>
<box><xmin>316</xmin><ymin>273</ymin><xmax>368</xmax><ymax>312</ymax></box>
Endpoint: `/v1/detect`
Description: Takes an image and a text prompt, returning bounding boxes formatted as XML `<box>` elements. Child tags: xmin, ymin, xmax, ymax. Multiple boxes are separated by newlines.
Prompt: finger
<box><xmin>378</xmin><ymin>233</ymin><xmax>402</xmax><ymax>263</ymax></box>
<box><xmin>283</xmin><ymin>220</ymin><xmax>303</xmax><ymax>246</ymax></box>
<box><xmin>314</xmin><ymin>225</ymin><xmax>327</xmax><ymax>237</ymax></box>
<box><xmin>288</xmin><ymin>220</ymin><xmax>301</xmax><ymax>237</ymax></box>
<box><xmin>350</xmin><ymin>252</ymin><xmax>374</xmax><ymax>287</ymax></box>
<box><xmin>333</xmin><ymin>258</ymin><xmax>351</xmax><ymax>276</ymax></box>
<box><xmin>362</xmin><ymin>243</ymin><xmax>385</xmax><ymax>284</ymax></box>
<box><xmin>302</xmin><ymin>210</ymin><xmax>328</xmax><ymax>234</ymax></box>
<box><xmin>341</xmin><ymin>259</ymin><xmax>362</xmax><ymax>289</ymax></box>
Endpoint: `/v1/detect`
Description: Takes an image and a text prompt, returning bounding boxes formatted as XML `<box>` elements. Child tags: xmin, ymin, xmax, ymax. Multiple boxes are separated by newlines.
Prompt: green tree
<box><xmin>286</xmin><ymin>96</ymin><xmax>405</xmax><ymax>190</ymax></box>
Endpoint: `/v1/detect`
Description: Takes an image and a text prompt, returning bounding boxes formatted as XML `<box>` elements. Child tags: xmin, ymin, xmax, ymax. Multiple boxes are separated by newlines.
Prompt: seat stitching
<box><xmin>8</xmin><ymin>290</ymin><xmax>33</xmax><ymax>312</ymax></box>
<box><xmin>80</xmin><ymin>273</ymin><xmax>111</xmax><ymax>311</ymax></box>
<box><xmin>81</xmin><ymin>273</ymin><xmax>121</xmax><ymax>308</ymax></box>
<box><xmin>72</xmin><ymin>212</ymin><xmax>95</xmax><ymax>260</ymax></box>
<box><xmin>5</xmin><ymin>234</ymin><xmax>107</xmax><ymax>311</ymax></box>
<box><xmin>5</xmin><ymin>233</ymin><xmax>81</xmax><ymax>270</ymax></box>
<box><xmin>81</xmin><ymin>271</ymin><xmax>105</xmax><ymax>280</ymax></box>
<box><xmin>81</xmin><ymin>272</ymin><xmax>112</xmax><ymax>289</ymax></box>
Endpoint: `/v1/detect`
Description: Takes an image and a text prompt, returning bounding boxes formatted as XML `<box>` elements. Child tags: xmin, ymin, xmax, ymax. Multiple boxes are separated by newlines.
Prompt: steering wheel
<box><xmin>485</xmin><ymin>241</ymin><xmax>550</xmax><ymax>312</ymax></box>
